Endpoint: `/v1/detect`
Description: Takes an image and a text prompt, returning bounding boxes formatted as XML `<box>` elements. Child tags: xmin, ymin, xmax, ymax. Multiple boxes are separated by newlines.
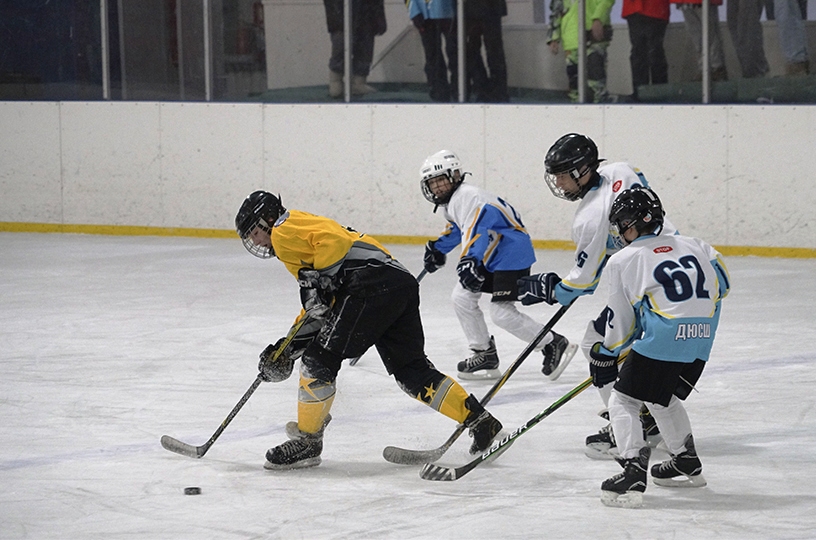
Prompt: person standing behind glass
<box><xmin>727</xmin><ymin>0</ymin><xmax>770</xmax><ymax>78</ymax></box>
<box><xmin>774</xmin><ymin>0</ymin><xmax>809</xmax><ymax>75</ymax></box>
<box><xmin>547</xmin><ymin>0</ymin><xmax>615</xmax><ymax>103</ymax></box>
<box><xmin>465</xmin><ymin>0</ymin><xmax>510</xmax><ymax>102</ymax></box>
<box><xmin>670</xmin><ymin>0</ymin><xmax>728</xmax><ymax>81</ymax></box>
<box><xmin>408</xmin><ymin>0</ymin><xmax>458</xmax><ymax>102</ymax></box>
<box><xmin>324</xmin><ymin>0</ymin><xmax>387</xmax><ymax>97</ymax></box>
<box><xmin>622</xmin><ymin>0</ymin><xmax>670</xmax><ymax>100</ymax></box>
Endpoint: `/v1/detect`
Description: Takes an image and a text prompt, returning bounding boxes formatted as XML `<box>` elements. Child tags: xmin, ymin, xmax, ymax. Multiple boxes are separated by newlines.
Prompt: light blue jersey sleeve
<box><xmin>433</xmin><ymin>221</ymin><xmax>462</xmax><ymax>254</ymax></box>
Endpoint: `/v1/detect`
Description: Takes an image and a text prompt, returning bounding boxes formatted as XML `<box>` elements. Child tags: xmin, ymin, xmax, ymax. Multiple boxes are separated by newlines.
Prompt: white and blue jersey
<box><xmin>433</xmin><ymin>183</ymin><xmax>536</xmax><ymax>272</ymax></box>
<box><xmin>597</xmin><ymin>233</ymin><xmax>730</xmax><ymax>363</ymax></box>
<box><xmin>555</xmin><ymin>162</ymin><xmax>677</xmax><ymax>305</ymax></box>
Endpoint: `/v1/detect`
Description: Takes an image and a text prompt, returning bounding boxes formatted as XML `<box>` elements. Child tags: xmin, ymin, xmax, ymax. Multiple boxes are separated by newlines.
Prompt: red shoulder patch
<box><xmin>653</xmin><ymin>246</ymin><xmax>673</xmax><ymax>253</ymax></box>
<box><xmin>612</xmin><ymin>180</ymin><xmax>623</xmax><ymax>193</ymax></box>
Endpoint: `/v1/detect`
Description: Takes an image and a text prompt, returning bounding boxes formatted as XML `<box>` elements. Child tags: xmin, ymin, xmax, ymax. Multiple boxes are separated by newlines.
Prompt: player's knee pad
<box><xmin>451</xmin><ymin>283</ymin><xmax>481</xmax><ymax>311</ymax></box>
<box><xmin>488</xmin><ymin>300</ymin><xmax>520</xmax><ymax>331</ymax></box>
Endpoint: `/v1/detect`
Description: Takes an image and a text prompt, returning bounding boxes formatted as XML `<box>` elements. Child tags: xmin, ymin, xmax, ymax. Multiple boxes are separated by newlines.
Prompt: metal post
<box><xmin>117</xmin><ymin>0</ymin><xmax>127</xmax><ymax>99</ymax></box>
<box><xmin>457</xmin><ymin>0</ymin><xmax>464</xmax><ymax>102</ymax></box>
<box><xmin>577</xmin><ymin>0</ymin><xmax>586</xmax><ymax>103</ymax></box>
<box><xmin>344</xmin><ymin>0</ymin><xmax>351</xmax><ymax>102</ymax></box>
<box><xmin>100</xmin><ymin>0</ymin><xmax>110</xmax><ymax>99</ymax></box>
<box><xmin>177</xmin><ymin>0</ymin><xmax>185</xmax><ymax>100</ymax></box>
<box><xmin>204</xmin><ymin>0</ymin><xmax>212</xmax><ymax>101</ymax></box>
<box><xmin>702</xmin><ymin>0</ymin><xmax>710</xmax><ymax>104</ymax></box>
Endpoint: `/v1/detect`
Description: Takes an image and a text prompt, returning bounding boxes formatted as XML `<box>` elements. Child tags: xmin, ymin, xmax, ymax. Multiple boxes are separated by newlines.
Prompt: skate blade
<box><xmin>263</xmin><ymin>456</ymin><xmax>321</xmax><ymax>470</ymax></box>
<box><xmin>600</xmin><ymin>489</ymin><xmax>644</xmax><ymax>509</ymax></box>
<box><xmin>545</xmin><ymin>343</ymin><xmax>578</xmax><ymax>381</ymax></box>
<box><xmin>457</xmin><ymin>368</ymin><xmax>501</xmax><ymax>381</ymax></box>
<box><xmin>584</xmin><ymin>444</ymin><xmax>618</xmax><ymax>461</ymax></box>
<box><xmin>652</xmin><ymin>473</ymin><xmax>707</xmax><ymax>488</ymax></box>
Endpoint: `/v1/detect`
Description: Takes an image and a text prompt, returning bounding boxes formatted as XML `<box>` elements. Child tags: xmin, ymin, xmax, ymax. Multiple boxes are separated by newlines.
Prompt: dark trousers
<box><xmin>419</xmin><ymin>19</ymin><xmax>458</xmax><ymax>102</ymax></box>
<box><xmin>626</xmin><ymin>13</ymin><xmax>669</xmax><ymax>97</ymax></box>
<box><xmin>466</xmin><ymin>17</ymin><xmax>509</xmax><ymax>102</ymax></box>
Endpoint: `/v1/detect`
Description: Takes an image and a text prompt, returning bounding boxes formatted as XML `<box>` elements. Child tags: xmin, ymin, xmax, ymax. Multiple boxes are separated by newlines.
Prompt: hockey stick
<box><xmin>160</xmin><ymin>315</ymin><xmax>311</xmax><ymax>459</ymax></box>
<box><xmin>420</xmin><ymin>354</ymin><xmax>627</xmax><ymax>481</ymax></box>
<box><xmin>383</xmin><ymin>301</ymin><xmax>574</xmax><ymax>465</ymax></box>
<box><xmin>349</xmin><ymin>269</ymin><xmax>428</xmax><ymax>367</ymax></box>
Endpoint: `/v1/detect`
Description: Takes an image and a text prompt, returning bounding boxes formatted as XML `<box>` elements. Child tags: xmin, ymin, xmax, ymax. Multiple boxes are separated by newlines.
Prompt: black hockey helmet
<box><xmin>609</xmin><ymin>186</ymin><xmax>665</xmax><ymax>246</ymax></box>
<box><xmin>235</xmin><ymin>190</ymin><xmax>285</xmax><ymax>258</ymax></box>
<box><xmin>543</xmin><ymin>133</ymin><xmax>604</xmax><ymax>201</ymax></box>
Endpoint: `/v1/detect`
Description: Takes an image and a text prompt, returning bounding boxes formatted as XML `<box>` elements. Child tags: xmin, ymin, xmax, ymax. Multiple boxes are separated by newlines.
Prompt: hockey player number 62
<box><xmin>653</xmin><ymin>255</ymin><xmax>710</xmax><ymax>302</ymax></box>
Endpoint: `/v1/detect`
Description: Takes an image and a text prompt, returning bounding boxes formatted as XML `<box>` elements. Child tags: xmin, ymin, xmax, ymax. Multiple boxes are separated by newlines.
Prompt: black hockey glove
<box><xmin>423</xmin><ymin>240</ymin><xmax>446</xmax><ymax>273</ymax></box>
<box><xmin>589</xmin><ymin>342</ymin><xmax>619</xmax><ymax>388</ymax></box>
<box><xmin>517</xmin><ymin>272</ymin><xmax>561</xmax><ymax>306</ymax></box>
<box><xmin>258</xmin><ymin>337</ymin><xmax>295</xmax><ymax>382</ymax></box>
<box><xmin>258</xmin><ymin>331</ymin><xmax>314</xmax><ymax>382</ymax></box>
<box><xmin>297</xmin><ymin>268</ymin><xmax>333</xmax><ymax>318</ymax></box>
<box><xmin>456</xmin><ymin>257</ymin><xmax>485</xmax><ymax>293</ymax></box>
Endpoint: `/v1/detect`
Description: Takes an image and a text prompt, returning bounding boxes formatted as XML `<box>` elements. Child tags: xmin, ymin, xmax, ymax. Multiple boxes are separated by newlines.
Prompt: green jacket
<box><xmin>547</xmin><ymin>0</ymin><xmax>615</xmax><ymax>51</ymax></box>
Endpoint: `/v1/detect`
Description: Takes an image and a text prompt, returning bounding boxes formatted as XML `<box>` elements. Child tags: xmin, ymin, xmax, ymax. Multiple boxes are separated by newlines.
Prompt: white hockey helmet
<box><xmin>420</xmin><ymin>150</ymin><xmax>464</xmax><ymax>206</ymax></box>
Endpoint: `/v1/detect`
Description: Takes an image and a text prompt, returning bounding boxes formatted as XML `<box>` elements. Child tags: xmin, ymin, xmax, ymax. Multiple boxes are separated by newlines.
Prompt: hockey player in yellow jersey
<box><xmin>235</xmin><ymin>191</ymin><xmax>503</xmax><ymax>470</ymax></box>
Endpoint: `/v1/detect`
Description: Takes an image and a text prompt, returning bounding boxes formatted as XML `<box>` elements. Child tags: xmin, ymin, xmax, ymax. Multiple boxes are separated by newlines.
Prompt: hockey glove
<box><xmin>456</xmin><ymin>257</ymin><xmax>485</xmax><ymax>293</ymax></box>
<box><xmin>517</xmin><ymin>272</ymin><xmax>561</xmax><ymax>306</ymax></box>
<box><xmin>258</xmin><ymin>337</ymin><xmax>295</xmax><ymax>382</ymax></box>
<box><xmin>298</xmin><ymin>268</ymin><xmax>333</xmax><ymax>318</ymax></box>
<box><xmin>589</xmin><ymin>342</ymin><xmax>619</xmax><ymax>388</ymax></box>
<box><xmin>411</xmin><ymin>14</ymin><xmax>425</xmax><ymax>32</ymax></box>
<box><xmin>423</xmin><ymin>240</ymin><xmax>446</xmax><ymax>273</ymax></box>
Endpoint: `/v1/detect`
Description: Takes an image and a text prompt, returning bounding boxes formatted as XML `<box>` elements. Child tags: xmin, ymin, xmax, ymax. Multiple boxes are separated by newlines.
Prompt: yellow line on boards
<box><xmin>1</xmin><ymin>222</ymin><xmax>815</xmax><ymax>259</ymax></box>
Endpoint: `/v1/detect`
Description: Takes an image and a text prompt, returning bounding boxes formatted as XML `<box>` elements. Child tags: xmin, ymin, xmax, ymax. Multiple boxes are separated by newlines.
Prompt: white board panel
<box><xmin>727</xmin><ymin>105</ymin><xmax>816</xmax><ymax>248</ymax></box>
<box><xmin>160</xmin><ymin>102</ymin><xmax>264</xmax><ymax>229</ymax></box>
<box><xmin>60</xmin><ymin>102</ymin><xmax>162</xmax><ymax>226</ymax></box>
<box><xmin>0</xmin><ymin>102</ymin><xmax>62</xmax><ymax>222</ymax></box>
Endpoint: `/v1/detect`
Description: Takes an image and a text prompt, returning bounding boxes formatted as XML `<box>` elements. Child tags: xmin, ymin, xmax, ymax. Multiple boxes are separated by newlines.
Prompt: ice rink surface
<box><xmin>2</xmin><ymin>232</ymin><xmax>815</xmax><ymax>540</ymax></box>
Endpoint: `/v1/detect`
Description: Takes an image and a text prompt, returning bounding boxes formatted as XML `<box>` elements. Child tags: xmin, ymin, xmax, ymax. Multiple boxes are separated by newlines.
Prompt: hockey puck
<box><xmin>183</xmin><ymin>487</ymin><xmax>201</xmax><ymax>495</ymax></box>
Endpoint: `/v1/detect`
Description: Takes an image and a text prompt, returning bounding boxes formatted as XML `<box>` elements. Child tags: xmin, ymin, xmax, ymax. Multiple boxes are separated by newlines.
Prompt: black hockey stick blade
<box><xmin>161</xmin><ymin>315</ymin><xmax>311</xmax><ymax>459</ymax></box>
<box><xmin>419</xmin><ymin>353</ymin><xmax>627</xmax><ymax>481</ymax></box>
<box><xmin>383</xmin><ymin>302</ymin><xmax>574</xmax><ymax>465</ymax></box>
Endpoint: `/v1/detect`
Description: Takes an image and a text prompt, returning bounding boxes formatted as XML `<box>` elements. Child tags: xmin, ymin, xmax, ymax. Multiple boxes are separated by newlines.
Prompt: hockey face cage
<box><xmin>544</xmin><ymin>133</ymin><xmax>602</xmax><ymax>201</ymax></box>
<box><xmin>421</xmin><ymin>172</ymin><xmax>460</xmax><ymax>206</ymax></box>
<box><xmin>240</xmin><ymin>220</ymin><xmax>274</xmax><ymax>259</ymax></box>
<box><xmin>235</xmin><ymin>191</ymin><xmax>284</xmax><ymax>259</ymax></box>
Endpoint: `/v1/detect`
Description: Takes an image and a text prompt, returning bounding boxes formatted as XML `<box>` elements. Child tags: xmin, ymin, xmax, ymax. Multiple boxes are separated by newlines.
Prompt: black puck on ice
<box><xmin>183</xmin><ymin>487</ymin><xmax>201</xmax><ymax>495</ymax></box>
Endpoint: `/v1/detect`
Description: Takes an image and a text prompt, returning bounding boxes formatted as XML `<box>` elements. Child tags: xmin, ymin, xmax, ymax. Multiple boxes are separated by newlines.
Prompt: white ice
<box><xmin>1</xmin><ymin>233</ymin><xmax>815</xmax><ymax>539</ymax></box>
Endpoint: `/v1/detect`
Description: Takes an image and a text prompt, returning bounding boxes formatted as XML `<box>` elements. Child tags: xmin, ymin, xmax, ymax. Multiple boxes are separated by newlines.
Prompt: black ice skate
<box><xmin>464</xmin><ymin>395</ymin><xmax>503</xmax><ymax>455</ymax></box>
<box><xmin>457</xmin><ymin>336</ymin><xmax>500</xmax><ymax>380</ymax></box>
<box><xmin>264</xmin><ymin>433</ymin><xmax>323</xmax><ymax>470</ymax></box>
<box><xmin>541</xmin><ymin>331</ymin><xmax>577</xmax><ymax>381</ymax></box>
<box><xmin>601</xmin><ymin>446</ymin><xmax>651</xmax><ymax>509</ymax></box>
<box><xmin>585</xmin><ymin>410</ymin><xmax>617</xmax><ymax>460</ymax></box>
<box><xmin>650</xmin><ymin>434</ymin><xmax>706</xmax><ymax>488</ymax></box>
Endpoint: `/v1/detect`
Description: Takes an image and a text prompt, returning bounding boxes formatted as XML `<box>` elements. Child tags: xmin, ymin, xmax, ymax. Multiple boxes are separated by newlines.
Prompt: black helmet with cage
<box><xmin>608</xmin><ymin>186</ymin><xmax>665</xmax><ymax>247</ymax></box>
<box><xmin>543</xmin><ymin>133</ymin><xmax>604</xmax><ymax>201</ymax></box>
<box><xmin>235</xmin><ymin>190</ymin><xmax>285</xmax><ymax>258</ymax></box>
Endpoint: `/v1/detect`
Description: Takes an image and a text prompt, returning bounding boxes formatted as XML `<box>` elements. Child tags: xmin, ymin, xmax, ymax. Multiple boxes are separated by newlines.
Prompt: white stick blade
<box><xmin>161</xmin><ymin>435</ymin><xmax>202</xmax><ymax>458</ymax></box>
<box><xmin>383</xmin><ymin>446</ymin><xmax>444</xmax><ymax>465</ymax></box>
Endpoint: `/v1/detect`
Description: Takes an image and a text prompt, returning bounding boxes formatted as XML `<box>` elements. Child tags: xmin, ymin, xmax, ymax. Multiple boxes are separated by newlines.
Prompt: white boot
<box><xmin>351</xmin><ymin>75</ymin><xmax>376</xmax><ymax>95</ymax></box>
<box><xmin>329</xmin><ymin>71</ymin><xmax>343</xmax><ymax>98</ymax></box>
